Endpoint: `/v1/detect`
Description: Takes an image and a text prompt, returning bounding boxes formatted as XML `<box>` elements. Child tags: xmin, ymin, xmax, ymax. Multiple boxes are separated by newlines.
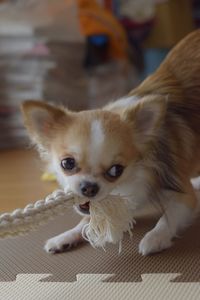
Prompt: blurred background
<box><xmin>0</xmin><ymin>0</ymin><xmax>198</xmax><ymax>149</ymax></box>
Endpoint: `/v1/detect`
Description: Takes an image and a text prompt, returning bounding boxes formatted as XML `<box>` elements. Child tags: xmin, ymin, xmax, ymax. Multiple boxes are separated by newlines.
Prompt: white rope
<box><xmin>0</xmin><ymin>189</ymin><xmax>75</xmax><ymax>238</ymax></box>
<box><xmin>82</xmin><ymin>197</ymin><xmax>135</xmax><ymax>249</ymax></box>
<box><xmin>0</xmin><ymin>189</ymin><xmax>135</xmax><ymax>249</ymax></box>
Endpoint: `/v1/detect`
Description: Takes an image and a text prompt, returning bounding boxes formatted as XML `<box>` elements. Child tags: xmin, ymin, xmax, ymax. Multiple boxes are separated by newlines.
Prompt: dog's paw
<box><xmin>139</xmin><ymin>229</ymin><xmax>172</xmax><ymax>256</ymax></box>
<box><xmin>44</xmin><ymin>229</ymin><xmax>83</xmax><ymax>254</ymax></box>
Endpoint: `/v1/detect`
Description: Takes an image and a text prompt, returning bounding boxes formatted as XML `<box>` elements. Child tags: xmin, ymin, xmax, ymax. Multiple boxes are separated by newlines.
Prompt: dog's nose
<box><xmin>80</xmin><ymin>181</ymin><xmax>99</xmax><ymax>197</ymax></box>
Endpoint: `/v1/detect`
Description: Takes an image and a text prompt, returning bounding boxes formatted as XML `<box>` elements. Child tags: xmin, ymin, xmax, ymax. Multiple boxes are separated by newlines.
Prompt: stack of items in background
<box><xmin>0</xmin><ymin>34</ymin><xmax>55</xmax><ymax>149</ymax></box>
<box><xmin>0</xmin><ymin>0</ymin><xmax>58</xmax><ymax>149</ymax></box>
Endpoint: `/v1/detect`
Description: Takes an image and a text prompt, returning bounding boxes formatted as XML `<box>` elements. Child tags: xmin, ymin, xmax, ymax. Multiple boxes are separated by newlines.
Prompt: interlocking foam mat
<box><xmin>0</xmin><ymin>206</ymin><xmax>200</xmax><ymax>299</ymax></box>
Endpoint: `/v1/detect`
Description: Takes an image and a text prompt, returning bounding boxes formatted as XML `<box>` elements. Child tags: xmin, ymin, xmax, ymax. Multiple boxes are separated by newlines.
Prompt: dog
<box><xmin>21</xmin><ymin>30</ymin><xmax>200</xmax><ymax>255</ymax></box>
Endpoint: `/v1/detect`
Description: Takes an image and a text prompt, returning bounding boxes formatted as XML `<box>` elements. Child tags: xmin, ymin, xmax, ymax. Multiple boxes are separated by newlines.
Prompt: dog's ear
<box><xmin>21</xmin><ymin>100</ymin><xmax>70</xmax><ymax>147</ymax></box>
<box><xmin>122</xmin><ymin>96</ymin><xmax>166</xmax><ymax>149</ymax></box>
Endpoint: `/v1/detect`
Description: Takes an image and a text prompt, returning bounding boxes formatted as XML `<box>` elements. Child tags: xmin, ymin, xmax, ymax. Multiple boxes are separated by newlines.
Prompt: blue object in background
<box><xmin>84</xmin><ymin>34</ymin><xmax>110</xmax><ymax>69</ymax></box>
<box><xmin>142</xmin><ymin>48</ymin><xmax>169</xmax><ymax>79</ymax></box>
<box><xmin>89</xmin><ymin>35</ymin><xmax>109</xmax><ymax>46</ymax></box>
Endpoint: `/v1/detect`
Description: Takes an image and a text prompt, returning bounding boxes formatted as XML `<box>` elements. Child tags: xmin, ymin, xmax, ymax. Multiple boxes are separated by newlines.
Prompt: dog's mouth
<box><xmin>78</xmin><ymin>201</ymin><xmax>90</xmax><ymax>214</ymax></box>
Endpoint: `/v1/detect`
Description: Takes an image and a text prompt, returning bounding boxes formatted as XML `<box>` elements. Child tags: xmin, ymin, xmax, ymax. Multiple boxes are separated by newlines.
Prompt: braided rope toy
<box><xmin>0</xmin><ymin>189</ymin><xmax>135</xmax><ymax>249</ymax></box>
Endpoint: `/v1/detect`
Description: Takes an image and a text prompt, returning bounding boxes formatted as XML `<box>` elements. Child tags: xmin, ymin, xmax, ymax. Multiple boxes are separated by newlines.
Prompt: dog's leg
<box><xmin>139</xmin><ymin>186</ymin><xmax>197</xmax><ymax>256</ymax></box>
<box><xmin>44</xmin><ymin>216</ymin><xmax>90</xmax><ymax>254</ymax></box>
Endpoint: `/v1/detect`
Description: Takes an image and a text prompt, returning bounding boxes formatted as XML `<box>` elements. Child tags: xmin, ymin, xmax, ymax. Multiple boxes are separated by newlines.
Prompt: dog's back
<box><xmin>129</xmin><ymin>30</ymin><xmax>200</xmax><ymax>178</ymax></box>
<box><xmin>132</xmin><ymin>30</ymin><xmax>200</xmax><ymax>101</ymax></box>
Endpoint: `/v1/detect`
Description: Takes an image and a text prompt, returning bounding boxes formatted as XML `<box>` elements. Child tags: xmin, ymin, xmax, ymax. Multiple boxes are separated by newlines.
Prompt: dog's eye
<box><xmin>105</xmin><ymin>164</ymin><xmax>124</xmax><ymax>180</ymax></box>
<box><xmin>61</xmin><ymin>157</ymin><xmax>76</xmax><ymax>171</ymax></box>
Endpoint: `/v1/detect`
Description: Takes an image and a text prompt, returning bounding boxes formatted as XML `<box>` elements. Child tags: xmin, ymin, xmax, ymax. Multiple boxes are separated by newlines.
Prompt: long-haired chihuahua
<box><xmin>21</xmin><ymin>30</ymin><xmax>200</xmax><ymax>255</ymax></box>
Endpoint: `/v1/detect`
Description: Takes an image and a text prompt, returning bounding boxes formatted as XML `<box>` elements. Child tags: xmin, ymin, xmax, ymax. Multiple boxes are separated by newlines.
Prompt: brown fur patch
<box><xmin>51</xmin><ymin>110</ymin><xmax>138</xmax><ymax>177</ymax></box>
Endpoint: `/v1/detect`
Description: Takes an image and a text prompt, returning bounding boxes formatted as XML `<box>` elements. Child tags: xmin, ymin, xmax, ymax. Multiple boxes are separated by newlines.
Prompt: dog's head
<box><xmin>21</xmin><ymin>98</ymin><xmax>165</xmax><ymax>215</ymax></box>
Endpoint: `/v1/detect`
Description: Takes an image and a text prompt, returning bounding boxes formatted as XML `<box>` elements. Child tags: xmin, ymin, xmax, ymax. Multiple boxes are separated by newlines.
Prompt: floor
<box><xmin>1</xmin><ymin>147</ymin><xmax>200</xmax><ymax>295</ymax></box>
<box><xmin>0</xmin><ymin>148</ymin><xmax>57</xmax><ymax>212</ymax></box>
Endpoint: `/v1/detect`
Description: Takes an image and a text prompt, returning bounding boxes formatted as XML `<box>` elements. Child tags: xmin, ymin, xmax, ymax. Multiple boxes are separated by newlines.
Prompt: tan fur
<box><xmin>22</xmin><ymin>103</ymin><xmax>137</xmax><ymax>176</ymax></box>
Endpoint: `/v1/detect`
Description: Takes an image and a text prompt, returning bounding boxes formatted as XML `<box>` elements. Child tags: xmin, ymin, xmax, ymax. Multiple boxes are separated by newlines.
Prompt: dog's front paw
<box><xmin>44</xmin><ymin>229</ymin><xmax>83</xmax><ymax>254</ymax></box>
<box><xmin>139</xmin><ymin>229</ymin><xmax>172</xmax><ymax>256</ymax></box>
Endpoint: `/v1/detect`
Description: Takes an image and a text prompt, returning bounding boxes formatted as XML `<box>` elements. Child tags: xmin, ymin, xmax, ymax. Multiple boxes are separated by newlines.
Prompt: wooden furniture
<box><xmin>145</xmin><ymin>0</ymin><xmax>195</xmax><ymax>48</ymax></box>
